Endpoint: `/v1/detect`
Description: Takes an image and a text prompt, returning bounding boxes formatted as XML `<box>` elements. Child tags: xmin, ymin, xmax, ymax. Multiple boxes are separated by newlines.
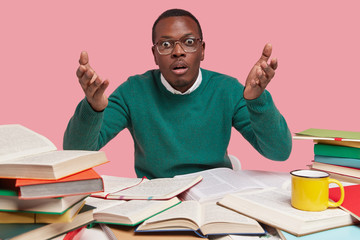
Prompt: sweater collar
<box><xmin>160</xmin><ymin>69</ymin><xmax>202</xmax><ymax>95</ymax></box>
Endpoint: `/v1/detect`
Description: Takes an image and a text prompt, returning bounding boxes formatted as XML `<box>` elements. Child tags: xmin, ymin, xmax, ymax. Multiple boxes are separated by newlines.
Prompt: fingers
<box><xmin>79</xmin><ymin>51</ymin><xmax>89</xmax><ymax>65</ymax></box>
<box><xmin>260</xmin><ymin>61</ymin><xmax>275</xmax><ymax>81</ymax></box>
<box><xmin>76</xmin><ymin>65</ymin><xmax>86</xmax><ymax>79</ymax></box>
<box><xmin>270</xmin><ymin>58</ymin><xmax>278</xmax><ymax>70</ymax></box>
<box><xmin>93</xmin><ymin>79</ymin><xmax>109</xmax><ymax>99</ymax></box>
<box><xmin>77</xmin><ymin>51</ymin><xmax>93</xmax><ymax>85</ymax></box>
<box><xmin>78</xmin><ymin>67</ymin><xmax>96</xmax><ymax>89</ymax></box>
<box><xmin>87</xmin><ymin>76</ymin><xmax>104</xmax><ymax>97</ymax></box>
<box><xmin>259</xmin><ymin>43</ymin><xmax>272</xmax><ymax>62</ymax></box>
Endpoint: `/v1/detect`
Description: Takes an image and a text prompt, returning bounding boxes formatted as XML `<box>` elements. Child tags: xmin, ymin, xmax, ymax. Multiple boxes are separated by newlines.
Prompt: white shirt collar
<box><xmin>160</xmin><ymin>69</ymin><xmax>202</xmax><ymax>95</ymax></box>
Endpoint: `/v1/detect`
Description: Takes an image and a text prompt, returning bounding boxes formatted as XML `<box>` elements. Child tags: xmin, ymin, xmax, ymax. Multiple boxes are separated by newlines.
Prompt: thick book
<box><xmin>314</xmin><ymin>139</ymin><xmax>360</xmax><ymax>148</ymax></box>
<box><xmin>91</xmin><ymin>175</ymin><xmax>202</xmax><ymax>200</ymax></box>
<box><xmin>314</xmin><ymin>155</ymin><xmax>360</xmax><ymax>169</ymax></box>
<box><xmin>294</xmin><ymin>128</ymin><xmax>360</xmax><ymax>144</ymax></box>
<box><xmin>329</xmin><ymin>172</ymin><xmax>360</xmax><ymax>184</ymax></box>
<box><xmin>15</xmin><ymin>169</ymin><xmax>104</xmax><ymax>199</ymax></box>
<box><xmin>136</xmin><ymin>200</ymin><xmax>265</xmax><ymax>238</ymax></box>
<box><xmin>0</xmin><ymin>204</ymin><xmax>94</xmax><ymax>240</ymax></box>
<box><xmin>0</xmin><ymin>192</ymin><xmax>87</xmax><ymax>214</ymax></box>
<box><xmin>0</xmin><ymin>124</ymin><xmax>108</xmax><ymax>179</ymax></box>
<box><xmin>85</xmin><ymin>196</ymin><xmax>181</xmax><ymax>226</ymax></box>
<box><xmin>218</xmin><ymin>188</ymin><xmax>358</xmax><ymax>236</ymax></box>
<box><xmin>311</xmin><ymin>161</ymin><xmax>360</xmax><ymax>178</ymax></box>
<box><xmin>314</xmin><ymin>144</ymin><xmax>360</xmax><ymax>159</ymax></box>
<box><xmin>0</xmin><ymin>199</ymin><xmax>85</xmax><ymax>223</ymax></box>
<box><xmin>175</xmin><ymin>168</ymin><xmax>290</xmax><ymax>202</ymax></box>
<box><xmin>329</xmin><ymin>185</ymin><xmax>360</xmax><ymax>221</ymax></box>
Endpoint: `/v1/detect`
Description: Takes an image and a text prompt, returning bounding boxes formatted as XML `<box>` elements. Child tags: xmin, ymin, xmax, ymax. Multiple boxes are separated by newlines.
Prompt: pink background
<box><xmin>1</xmin><ymin>1</ymin><xmax>359</xmax><ymax>177</ymax></box>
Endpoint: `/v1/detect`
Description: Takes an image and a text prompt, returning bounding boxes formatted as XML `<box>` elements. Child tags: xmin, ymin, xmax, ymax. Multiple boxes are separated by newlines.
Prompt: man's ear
<box><xmin>152</xmin><ymin>46</ymin><xmax>159</xmax><ymax>65</ymax></box>
<box><xmin>201</xmin><ymin>41</ymin><xmax>205</xmax><ymax>61</ymax></box>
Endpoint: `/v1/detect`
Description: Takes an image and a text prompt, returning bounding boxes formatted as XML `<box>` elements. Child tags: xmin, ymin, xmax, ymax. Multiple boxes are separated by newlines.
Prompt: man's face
<box><xmin>152</xmin><ymin>16</ymin><xmax>205</xmax><ymax>93</ymax></box>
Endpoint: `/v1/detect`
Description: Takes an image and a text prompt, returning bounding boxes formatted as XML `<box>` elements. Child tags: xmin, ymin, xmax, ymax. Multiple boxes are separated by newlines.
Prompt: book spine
<box><xmin>314</xmin><ymin>144</ymin><xmax>360</xmax><ymax>159</ymax></box>
<box><xmin>314</xmin><ymin>155</ymin><xmax>360</xmax><ymax>168</ymax></box>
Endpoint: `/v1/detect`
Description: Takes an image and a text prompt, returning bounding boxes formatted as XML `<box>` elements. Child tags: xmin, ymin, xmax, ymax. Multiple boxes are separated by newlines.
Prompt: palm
<box><xmin>76</xmin><ymin>51</ymin><xmax>109</xmax><ymax>111</ymax></box>
<box><xmin>244</xmin><ymin>44</ymin><xmax>277</xmax><ymax>100</ymax></box>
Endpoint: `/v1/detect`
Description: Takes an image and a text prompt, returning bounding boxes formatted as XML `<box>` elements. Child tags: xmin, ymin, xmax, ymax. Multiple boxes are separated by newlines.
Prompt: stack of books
<box><xmin>294</xmin><ymin>128</ymin><xmax>360</xmax><ymax>183</ymax></box>
<box><xmin>0</xmin><ymin>124</ymin><xmax>109</xmax><ymax>240</ymax></box>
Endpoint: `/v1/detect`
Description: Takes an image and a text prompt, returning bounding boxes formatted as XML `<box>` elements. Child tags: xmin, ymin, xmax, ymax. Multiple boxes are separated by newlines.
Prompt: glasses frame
<box><xmin>153</xmin><ymin>37</ymin><xmax>203</xmax><ymax>55</ymax></box>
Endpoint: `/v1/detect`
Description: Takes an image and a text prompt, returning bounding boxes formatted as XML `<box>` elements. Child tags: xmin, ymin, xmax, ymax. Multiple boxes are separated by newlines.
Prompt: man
<box><xmin>64</xmin><ymin>9</ymin><xmax>292</xmax><ymax>179</ymax></box>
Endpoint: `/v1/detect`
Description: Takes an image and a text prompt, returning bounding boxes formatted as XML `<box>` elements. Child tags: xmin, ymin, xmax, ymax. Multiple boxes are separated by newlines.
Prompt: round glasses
<box><xmin>154</xmin><ymin>37</ymin><xmax>202</xmax><ymax>55</ymax></box>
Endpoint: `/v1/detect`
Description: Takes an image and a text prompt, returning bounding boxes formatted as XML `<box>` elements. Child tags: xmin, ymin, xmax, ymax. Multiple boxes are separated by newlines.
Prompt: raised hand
<box><xmin>243</xmin><ymin>43</ymin><xmax>278</xmax><ymax>100</ymax></box>
<box><xmin>76</xmin><ymin>51</ymin><xmax>109</xmax><ymax>112</ymax></box>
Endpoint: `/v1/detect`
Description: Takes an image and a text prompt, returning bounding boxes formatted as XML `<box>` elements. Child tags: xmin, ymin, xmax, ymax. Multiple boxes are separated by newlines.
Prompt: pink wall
<box><xmin>1</xmin><ymin>1</ymin><xmax>359</xmax><ymax>177</ymax></box>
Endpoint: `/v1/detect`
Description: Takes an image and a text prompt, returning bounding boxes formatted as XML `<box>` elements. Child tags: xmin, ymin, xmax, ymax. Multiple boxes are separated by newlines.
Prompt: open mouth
<box><xmin>171</xmin><ymin>62</ymin><xmax>189</xmax><ymax>75</ymax></box>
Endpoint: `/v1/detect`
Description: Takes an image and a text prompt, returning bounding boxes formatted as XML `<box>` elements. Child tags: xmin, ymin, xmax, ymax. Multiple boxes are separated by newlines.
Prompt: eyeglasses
<box><xmin>153</xmin><ymin>36</ymin><xmax>202</xmax><ymax>55</ymax></box>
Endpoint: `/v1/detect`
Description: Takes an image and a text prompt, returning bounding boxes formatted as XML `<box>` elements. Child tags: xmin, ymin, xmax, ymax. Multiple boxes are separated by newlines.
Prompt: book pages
<box><xmin>89</xmin><ymin>197</ymin><xmax>180</xmax><ymax>225</ymax></box>
<box><xmin>107</xmin><ymin>175</ymin><xmax>202</xmax><ymax>199</ymax></box>
<box><xmin>0</xmin><ymin>124</ymin><xmax>56</xmax><ymax>162</ymax></box>
<box><xmin>235</xmin><ymin>189</ymin><xmax>349</xmax><ymax>222</ymax></box>
<box><xmin>92</xmin><ymin>175</ymin><xmax>146</xmax><ymax>198</ymax></box>
<box><xmin>201</xmin><ymin>201</ymin><xmax>259</xmax><ymax>228</ymax></box>
<box><xmin>140</xmin><ymin>201</ymin><xmax>202</xmax><ymax>229</ymax></box>
<box><xmin>5</xmin><ymin>151</ymin><xmax>97</xmax><ymax>165</ymax></box>
<box><xmin>176</xmin><ymin>168</ymin><xmax>290</xmax><ymax>202</ymax></box>
<box><xmin>85</xmin><ymin>196</ymin><xmax>125</xmax><ymax>212</ymax></box>
<box><xmin>219</xmin><ymin>188</ymin><xmax>357</xmax><ymax>236</ymax></box>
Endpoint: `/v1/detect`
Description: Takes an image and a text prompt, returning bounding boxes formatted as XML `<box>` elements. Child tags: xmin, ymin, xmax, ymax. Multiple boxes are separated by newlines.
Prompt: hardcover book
<box><xmin>15</xmin><ymin>169</ymin><xmax>104</xmax><ymax>199</ymax></box>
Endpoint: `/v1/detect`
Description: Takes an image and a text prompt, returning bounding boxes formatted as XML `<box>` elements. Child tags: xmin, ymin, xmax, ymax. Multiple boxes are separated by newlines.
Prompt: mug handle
<box><xmin>328</xmin><ymin>178</ymin><xmax>345</xmax><ymax>208</ymax></box>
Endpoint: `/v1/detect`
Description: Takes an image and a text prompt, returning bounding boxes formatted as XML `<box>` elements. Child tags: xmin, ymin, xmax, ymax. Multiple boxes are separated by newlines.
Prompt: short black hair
<box><xmin>152</xmin><ymin>9</ymin><xmax>203</xmax><ymax>44</ymax></box>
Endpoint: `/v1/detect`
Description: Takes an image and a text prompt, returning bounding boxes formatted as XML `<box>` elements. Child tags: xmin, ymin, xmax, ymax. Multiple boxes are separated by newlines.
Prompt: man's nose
<box><xmin>171</xmin><ymin>42</ymin><xmax>186</xmax><ymax>58</ymax></box>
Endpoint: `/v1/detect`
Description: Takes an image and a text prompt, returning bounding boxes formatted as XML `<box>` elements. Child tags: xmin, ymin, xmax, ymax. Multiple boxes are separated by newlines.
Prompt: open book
<box><xmin>0</xmin><ymin>124</ymin><xmax>108</xmax><ymax>179</ymax></box>
<box><xmin>218</xmin><ymin>188</ymin><xmax>359</xmax><ymax>236</ymax></box>
<box><xmin>175</xmin><ymin>168</ymin><xmax>290</xmax><ymax>202</ymax></box>
<box><xmin>91</xmin><ymin>174</ymin><xmax>202</xmax><ymax>200</ymax></box>
<box><xmin>136</xmin><ymin>200</ymin><xmax>265</xmax><ymax>238</ymax></box>
<box><xmin>85</xmin><ymin>196</ymin><xmax>180</xmax><ymax>226</ymax></box>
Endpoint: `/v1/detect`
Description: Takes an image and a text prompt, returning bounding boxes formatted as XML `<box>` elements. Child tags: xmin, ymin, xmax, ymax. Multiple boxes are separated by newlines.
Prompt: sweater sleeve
<box><xmin>63</xmin><ymin>82</ymin><xmax>131</xmax><ymax>151</ymax></box>
<box><xmin>232</xmin><ymin>89</ymin><xmax>292</xmax><ymax>161</ymax></box>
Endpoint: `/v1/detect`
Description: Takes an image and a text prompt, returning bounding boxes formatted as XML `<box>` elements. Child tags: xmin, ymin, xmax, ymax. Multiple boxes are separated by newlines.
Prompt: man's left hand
<box><xmin>243</xmin><ymin>43</ymin><xmax>277</xmax><ymax>100</ymax></box>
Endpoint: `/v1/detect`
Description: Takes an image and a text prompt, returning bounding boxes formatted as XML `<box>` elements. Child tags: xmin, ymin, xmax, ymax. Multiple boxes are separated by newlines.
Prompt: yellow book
<box><xmin>0</xmin><ymin>211</ymin><xmax>34</xmax><ymax>223</ymax></box>
<box><xmin>0</xmin><ymin>200</ymin><xmax>85</xmax><ymax>223</ymax></box>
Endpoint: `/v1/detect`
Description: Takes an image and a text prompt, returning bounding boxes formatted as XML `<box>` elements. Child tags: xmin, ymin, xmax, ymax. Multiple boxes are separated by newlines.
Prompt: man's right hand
<box><xmin>76</xmin><ymin>51</ymin><xmax>109</xmax><ymax>112</ymax></box>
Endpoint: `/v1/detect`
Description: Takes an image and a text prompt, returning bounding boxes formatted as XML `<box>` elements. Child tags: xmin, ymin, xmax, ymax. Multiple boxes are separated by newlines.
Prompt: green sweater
<box><xmin>63</xmin><ymin>69</ymin><xmax>292</xmax><ymax>178</ymax></box>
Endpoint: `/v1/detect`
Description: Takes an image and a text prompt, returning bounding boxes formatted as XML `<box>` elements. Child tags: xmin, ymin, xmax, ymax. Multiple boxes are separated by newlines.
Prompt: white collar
<box><xmin>160</xmin><ymin>69</ymin><xmax>202</xmax><ymax>95</ymax></box>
